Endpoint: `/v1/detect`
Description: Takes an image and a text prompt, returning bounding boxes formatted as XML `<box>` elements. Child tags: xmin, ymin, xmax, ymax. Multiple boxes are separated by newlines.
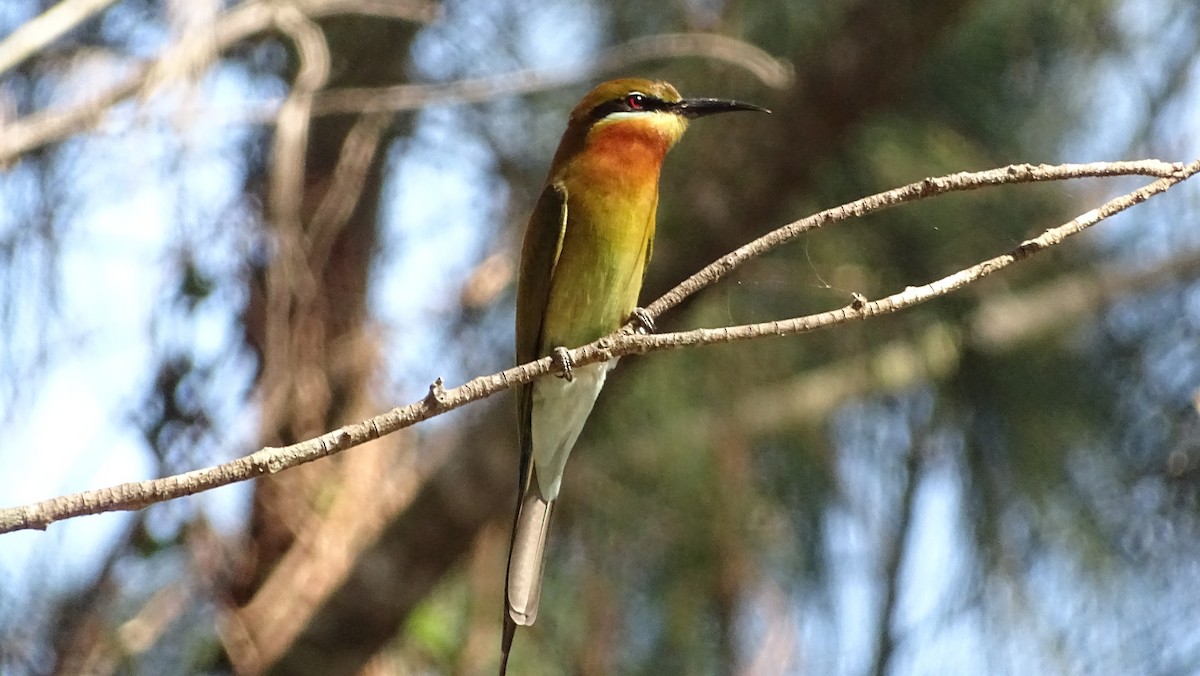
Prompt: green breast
<box><xmin>539</xmin><ymin>181</ymin><xmax>657</xmax><ymax>351</ymax></box>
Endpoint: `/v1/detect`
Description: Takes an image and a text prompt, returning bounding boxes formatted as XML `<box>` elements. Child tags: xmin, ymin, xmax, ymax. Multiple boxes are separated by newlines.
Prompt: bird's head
<box><xmin>558</xmin><ymin>78</ymin><xmax>769</xmax><ymax>161</ymax></box>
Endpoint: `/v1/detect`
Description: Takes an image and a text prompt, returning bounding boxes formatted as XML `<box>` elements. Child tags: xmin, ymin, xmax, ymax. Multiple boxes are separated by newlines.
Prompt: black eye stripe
<box><xmin>588</xmin><ymin>92</ymin><xmax>669</xmax><ymax>121</ymax></box>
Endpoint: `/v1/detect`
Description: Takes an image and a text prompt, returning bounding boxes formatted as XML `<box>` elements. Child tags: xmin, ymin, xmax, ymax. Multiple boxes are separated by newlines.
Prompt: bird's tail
<box><xmin>506</xmin><ymin>477</ymin><xmax>555</xmax><ymax>625</ymax></box>
<box><xmin>500</xmin><ymin>619</ymin><xmax>516</xmax><ymax>676</ymax></box>
<box><xmin>500</xmin><ymin>473</ymin><xmax>555</xmax><ymax>674</ymax></box>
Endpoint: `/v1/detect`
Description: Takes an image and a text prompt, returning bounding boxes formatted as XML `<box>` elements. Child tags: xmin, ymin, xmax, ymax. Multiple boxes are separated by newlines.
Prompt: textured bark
<box><xmin>268</xmin><ymin>410</ymin><xmax>514</xmax><ymax>675</ymax></box>
<box><xmin>230</xmin><ymin>14</ymin><xmax>426</xmax><ymax>674</ymax></box>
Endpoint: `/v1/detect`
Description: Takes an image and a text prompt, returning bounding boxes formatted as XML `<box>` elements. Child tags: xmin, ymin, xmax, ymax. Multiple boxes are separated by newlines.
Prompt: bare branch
<box><xmin>0</xmin><ymin>0</ymin><xmax>436</xmax><ymax>166</ymax></box>
<box><xmin>639</xmin><ymin>159</ymin><xmax>1189</xmax><ymax>323</ymax></box>
<box><xmin>0</xmin><ymin>159</ymin><xmax>1195</xmax><ymax>534</ymax></box>
<box><xmin>622</xmin><ymin>162</ymin><xmax>1196</xmax><ymax>352</ymax></box>
<box><xmin>731</xmin><ymin>247</ymin><xmax>1200</xmax><ymax>434</ymax></box>
<box><xmin>868</xmin><ymin>445</ymin><xmax>921</xmax><ymax>676</ymax></box>
<box><xmin>293</xmin><ymin>0</ymin><xmax>439</xmax><ymax>22</ymax></box>
<box><xmin>255</xmin><ymin>6</ymin><xmax>333</xmax><ymax>449</ymax></box>
<box><xmin>0</xmin><ymin>23</ymin><xmax>789</xmax><ymax>166</ymax></box>
<box><xmin>305</xmin><ymin>33</ymin><xmax>793</xmax><ymax>119</ymax></box>
<box><xmin>0</xmin><ymin>0</ymin><xmax>121</xmax><ymax>76</ymax></box>
<box><xmin>307</xmin><ymin>112</ymin><xmax>392</xmax><ymax>269</ymax></box>
<box><xmin>222</xmin><ymin>435</ymin><xmax>435</xmax><ymax>673</ymax></box>
<box><xmin>267</xmin><ymin>6</ymin><xmax>331</xmax><ymax>233</ymax></box>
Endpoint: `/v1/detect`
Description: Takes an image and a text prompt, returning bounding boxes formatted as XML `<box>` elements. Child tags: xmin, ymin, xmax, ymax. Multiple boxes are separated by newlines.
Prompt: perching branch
<box><xmin>640</xmin><ymin>160</ymin><xmax>1189</xmax><ymax>321</ymax></box>
<box><xmin>729</xmin><ymin>244</ymin><xmax>1200</xmax><ymax>434</ymax></box>
<box><xmin>1</xmin><ymin>159</ymin><xmax>1196</xmax><ymax>534</ymax></box>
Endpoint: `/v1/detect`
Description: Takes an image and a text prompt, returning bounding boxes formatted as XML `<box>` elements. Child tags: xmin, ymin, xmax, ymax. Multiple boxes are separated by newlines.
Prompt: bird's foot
<box><xmin>551</xmin><ymin>346</ymin><xmax>574</xmax><ymax>382</ymax></box>
<box><xmin>629</xmin><ymin>307</ymin><xmax>656</xmax><ymax>335</ymax></box>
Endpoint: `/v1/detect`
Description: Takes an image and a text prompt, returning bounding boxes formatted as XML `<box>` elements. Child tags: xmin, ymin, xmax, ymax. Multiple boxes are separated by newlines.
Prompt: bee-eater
<box><xmin>502</xmin><ymin>78</ymin><xmax>768</xmax><ymax>673</ymax></box>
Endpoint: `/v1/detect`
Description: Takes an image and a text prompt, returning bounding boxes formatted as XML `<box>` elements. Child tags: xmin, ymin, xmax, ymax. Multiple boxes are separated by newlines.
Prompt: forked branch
<box><xmin>0</xmin><ymin>159</ymin><xmax>1195</xmax><ymax>534</ymax></box>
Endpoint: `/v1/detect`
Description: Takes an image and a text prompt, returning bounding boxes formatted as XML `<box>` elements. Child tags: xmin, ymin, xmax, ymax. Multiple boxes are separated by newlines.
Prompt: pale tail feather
<box><xmin>500</xmin><ymin>478</ymin><xmax>554</xmax><ymax>674</ymax></box>
<box><xmin>506</xmin><ymin>479</ymin><xmax>555</xmax><ymax>625</ymax></box>
<box><xmin>502</xmin><ymin>364</ymin><xmax>607</xmax><ymax>674</ymax></box>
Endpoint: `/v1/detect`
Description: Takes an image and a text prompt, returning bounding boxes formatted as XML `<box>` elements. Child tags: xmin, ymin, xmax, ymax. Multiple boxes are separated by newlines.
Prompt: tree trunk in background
<box><xmin>226</xmin><ymin>15</ymin><xmax>438</xmax><ymax>674</ymax></box>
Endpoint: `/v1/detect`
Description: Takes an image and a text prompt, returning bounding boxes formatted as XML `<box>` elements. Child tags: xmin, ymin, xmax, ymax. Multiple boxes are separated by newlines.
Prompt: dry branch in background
<box><xmin>0</xmin><ymin>0</ymin><xmax>122</xmax><ymax>75</ymax></box>
<box><xmin>220</xmin><ymin>434</ymin><xmax>442</xmax><ymax>674</ymax></box>
<box><xmin>305</xmin><ymin>33</ymin><xmax>793</xmax><ymax>119</ymax></box>
<box><xmin>0</xmin><ymin>17</ymin><xmax>790</xmax><ymax>167</ymax></box>
<box><xmin>0</xmin><ymin>0</ymin><xmax>438</xmax><ymax>165</ymax></box>
<box><xmin>1</xmin><ymin>158</ymin><xmax>1195</xmax><ymax>534</ymax></box>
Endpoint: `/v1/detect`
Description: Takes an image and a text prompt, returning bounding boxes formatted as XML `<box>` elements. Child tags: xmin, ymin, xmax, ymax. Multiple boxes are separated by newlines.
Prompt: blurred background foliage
<box><xmin>2</xmin><ymin>0</ymin><xmax>1199</xmax><ymax>674</ymax></box>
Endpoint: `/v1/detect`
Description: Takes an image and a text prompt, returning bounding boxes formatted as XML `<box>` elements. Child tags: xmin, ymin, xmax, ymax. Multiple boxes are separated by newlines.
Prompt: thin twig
<box><xmin>307</xmin><ymin>112</ymin><xmax>391</xmax><ymax>269</ymax></box>
<box><xmin>1</xmin><ymin>27</ymin><xmax>790</xmax><ymax>165</ymax></box>
<box><xmin>268</xmin><ymin>5</ymin><xmax>330</xmax><ymax>233</ymax></box>
<box><xmin>868</xmin><ymin>445</ymin><xmax>921</xmax><ymax>676</ymax></box>
<box><xmin>258</xmin><ymin>5</ymin><xmax>331</xmax><ymax>447</ymax></box>
<box><xmin>730</xmin><ymin>244</ymin><xmax>1200</xmax><ymax>433</ymax></box>
<box><xmin>638</xmin><ymin>160</ymin><xmax>1189</xmax><ymax>323</ymax></box>
<box><xmin>0</xmin><ymin>0</ymin><xmax>436</xmax><ymax>166</ymax></box>
<box><xmin>0</xmin><ymin>0</ymin><xmax>121</xmax><ymax>76</ymax></box>
<box><xmin>304</xmin><ymin>33</ymin><xmax>792</xmax><ymax>119</ymax></box>
<box><xmin>0</xmin><ymin>159</ymin><xmax>1195</xmax><ymax>534</ymax></box>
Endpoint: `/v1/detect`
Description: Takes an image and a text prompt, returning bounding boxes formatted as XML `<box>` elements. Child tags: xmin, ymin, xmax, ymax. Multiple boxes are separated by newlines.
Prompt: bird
<box><xmin>501</xmin><ymin>78</ymin><xmax>768</xmax><ymax>674</ymax></box>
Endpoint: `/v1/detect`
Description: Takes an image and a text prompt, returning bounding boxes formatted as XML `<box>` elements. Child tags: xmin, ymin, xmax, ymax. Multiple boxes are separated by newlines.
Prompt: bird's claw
<box><xmin>552</xmin><ymin>346</ymin><xmax>574</xmax><ymax>382</ymax></box>
<box><xmin>630</xmin><ymin>307</ymin><xmax>656</xmax><ymax>335</ymax></box>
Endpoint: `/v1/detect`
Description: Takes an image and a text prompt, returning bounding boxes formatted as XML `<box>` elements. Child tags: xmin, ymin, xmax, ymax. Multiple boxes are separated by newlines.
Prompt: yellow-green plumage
<box><xmin>515</xmin><ymin>80</ymin><xmax>685</xmax><ymax>378</ymax></box>
<box><xmin>501</xmin><ymin>78</ymin><xmax>767</xmax><ymax>675</ymax></box>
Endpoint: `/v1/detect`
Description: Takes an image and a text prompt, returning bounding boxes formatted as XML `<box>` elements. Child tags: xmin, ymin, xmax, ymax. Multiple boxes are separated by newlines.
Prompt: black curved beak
<box><xmin>675</xmin><ymin>98</ymin><xmax>771</xmax><ymax>119</ymax></box>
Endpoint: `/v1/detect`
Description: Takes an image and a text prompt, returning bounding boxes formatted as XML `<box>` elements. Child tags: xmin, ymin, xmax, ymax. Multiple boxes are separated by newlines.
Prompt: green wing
<box><xmin>641</xmin><ymin>190</ymin><xmax>657</xmax><ymax>284</ymax></box>
<box><xmin>515</xmin><ymin>182</ymin><xmax>568</xmax><ymax>484</ymax></box>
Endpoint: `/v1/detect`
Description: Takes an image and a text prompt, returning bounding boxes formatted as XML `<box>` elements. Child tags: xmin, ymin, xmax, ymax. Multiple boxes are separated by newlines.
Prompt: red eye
<box><xmin>625</xmin><ymin>93</ymin><xmax>646</xmax><ymax>110</ymax></box>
